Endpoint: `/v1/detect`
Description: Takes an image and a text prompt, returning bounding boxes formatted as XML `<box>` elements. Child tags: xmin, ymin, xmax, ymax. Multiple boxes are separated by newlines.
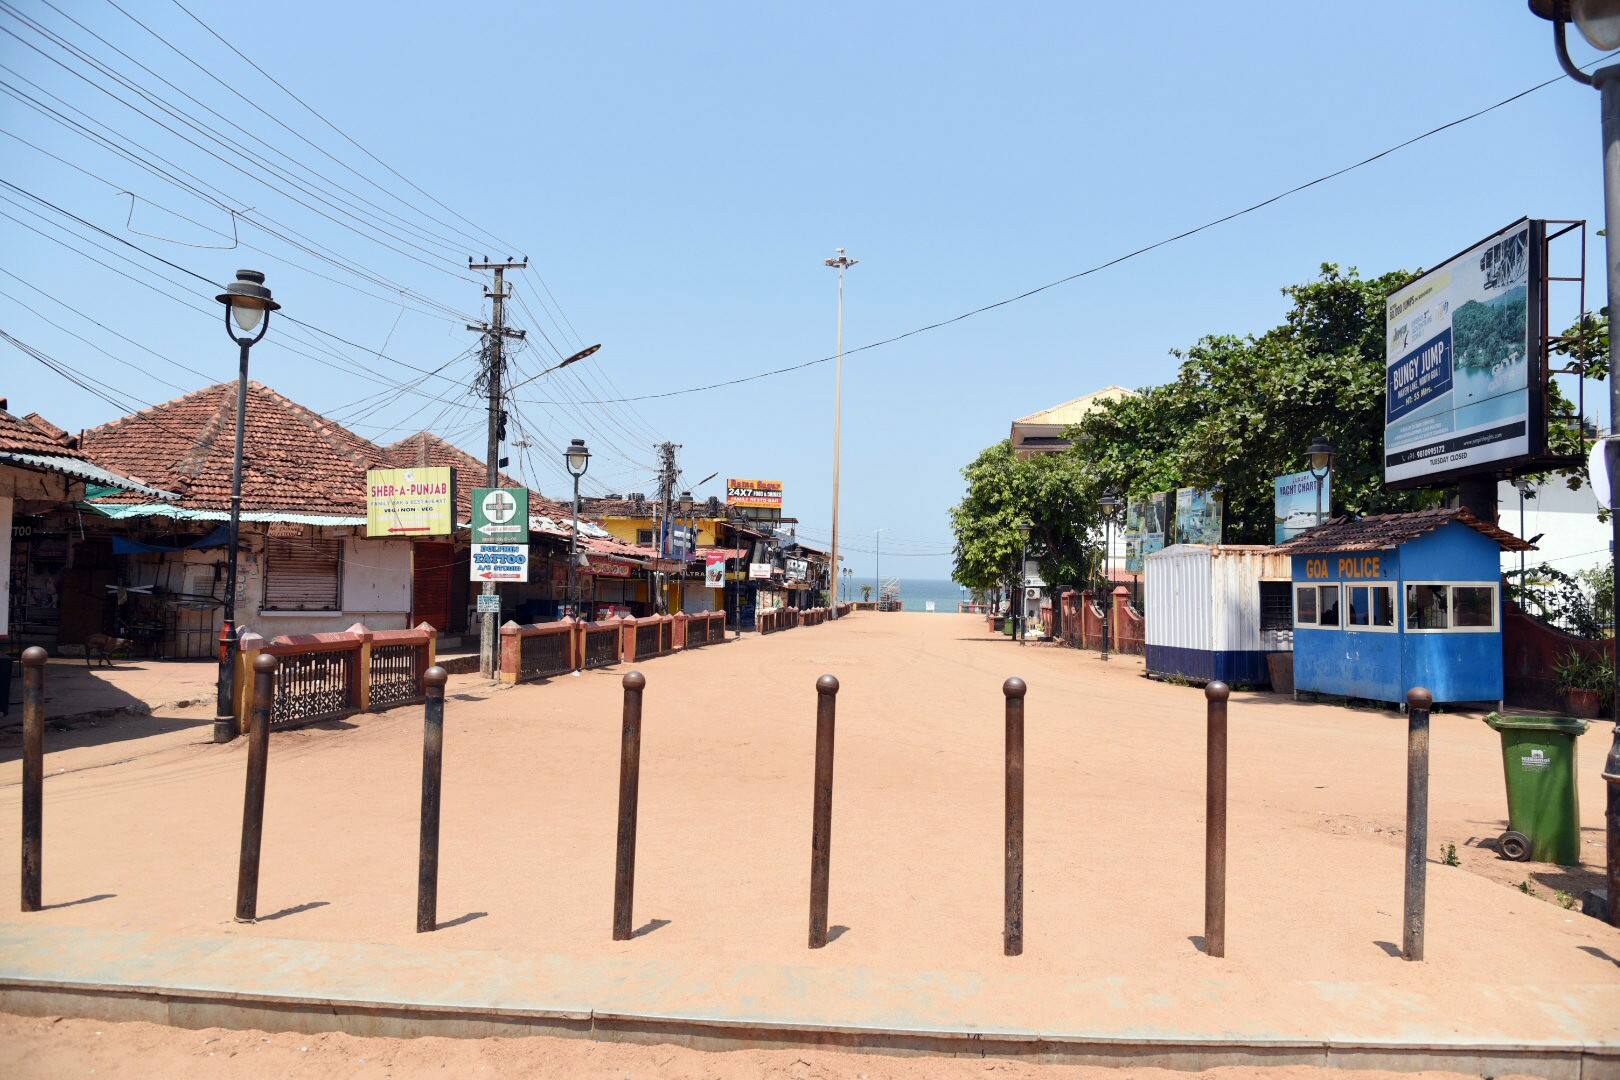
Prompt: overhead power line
<box><xmin>513</xmin><ymin>51</ymin><xmax>1617</xmax><ymax>408</ymax></box>
<box><xmin>166</xmin><ymin>0</ymin><xmax>519</xmax><ymax>255</ymax></box>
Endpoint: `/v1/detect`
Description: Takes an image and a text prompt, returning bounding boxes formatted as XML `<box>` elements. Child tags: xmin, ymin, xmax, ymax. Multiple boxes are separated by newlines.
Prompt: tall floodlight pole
<box><xmin>824</xmin><ymin>248</ymin><xmax>858</xmax><ymax>616</ymax></box>
<box><xmin>566</xmin><ymin>439</ymin><xmax>591</xmax><ymax>617</ymax></box>
<box><xmin>1527</xmin><ymin>0</ymin><xmax>1620</xmax><ymax>926</ymax></box>
<box><xmin>211</xmin><ymin>270</ymin><xmax>279</xmax><ymax>744</ymax></box>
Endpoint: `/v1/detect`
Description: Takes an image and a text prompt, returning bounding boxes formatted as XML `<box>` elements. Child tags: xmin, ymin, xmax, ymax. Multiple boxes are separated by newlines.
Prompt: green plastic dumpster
<box><xmin>1482</xmin><ymin>713</ymin><xmax>1588</xmax><ymax>865</ymax></box>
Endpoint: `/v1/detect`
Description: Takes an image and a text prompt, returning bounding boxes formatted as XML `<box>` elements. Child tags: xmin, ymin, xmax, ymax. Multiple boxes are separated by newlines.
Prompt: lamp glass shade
<box><xmin>230</xmin><ymin>300</ymin><xmax>264</xmax><ymax>334</ymax></box>
<box><xmin>1306</xmin><ymin>436</ymin><xmax>1335</xmax><ymax>473</ymax></box>
<box><xmin>1575</xmin><ymin>0</ymin><xmax>1620</xmax><ymax>49</ymax></box>
<box><xmin>1017</xmin><ymin>522</ymin><xmax>1032</xmax><ymax>541</ymax></box>
<box><xmin>565</xmin><ymin>440</ymin><xmax>590</xmax><ymax>477</ymax></box>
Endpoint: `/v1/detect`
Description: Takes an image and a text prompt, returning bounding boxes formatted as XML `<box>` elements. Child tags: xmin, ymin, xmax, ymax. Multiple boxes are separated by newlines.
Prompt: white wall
<box><xmin>342</xmin><ymin>538</ymin><xmax>411</xmax><ymax>614</ymax></box>
<box><xmin>1497</xmin><ymin>478</ymin><xmax>1609</xmax><ymax>577</ymax></box>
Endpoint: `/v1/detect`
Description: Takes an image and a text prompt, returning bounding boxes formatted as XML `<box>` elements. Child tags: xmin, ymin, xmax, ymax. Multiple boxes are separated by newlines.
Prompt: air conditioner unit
<box><xmin>1025</xmin><ymin>587</ymin><xmax>1040</xmax><ymax>601</ymax></box>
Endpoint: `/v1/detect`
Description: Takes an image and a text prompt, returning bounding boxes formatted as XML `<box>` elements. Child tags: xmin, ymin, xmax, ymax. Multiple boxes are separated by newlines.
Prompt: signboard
<box><xmin>727</xmin><ymin>479</ymin><xmax>783</xmax><ymax>509</ymax></box>
<box><xmin>1173</xmin><ymin>488</ymin><xmax>1223</xmax><ymax>546</ymax></box>
<box><xmin>1124</xmin><ymin>497</ymin><xmax>1149</xmax><ymax>573</ymax></box>
<box><xmin>366</xmin><ymin>467</ymin><xmax>454</xmax><ymax>537</ymax></box>
<box><xmin>469</xmin><ymin>542</ymin><xmax>528</xmax><ymax>582</ymax></box>
<box><xmin>704</xmin><ymin>551</ymin><xmax>727</xmax><ymax>588</ymax></box>
<box><xmin>472</xmin><ymin>486</ymin><xmax>528</xmax><ymax>542</ymax></box>
<box><xmin>1274</xmin><ymin>470</ymin><xmax>1330</xmax><ymax>543</ymax></box>
<box><xmin>785</xmin><ymin>557</ymin><xmax>809</xmax><ymax>581</ymax></box>
<box><xmin>475</xmin><ymin>593</ymin><xmax>502</xmax><ymax>614</ymax></box>
<box><xmin>668</xmin><ymin>524</ymin><xmax>695</xmax><ymax>559</ymax></box>
<box><xmin>586</xmin><ymin>556</ymin><xmax>632</xmax><ymax>577</ymax></box>
<box><xmin>1384</xmin><ymin>219</ymin><xmax>1545</xmax><ymax>488</ymax></box>
<box><xmin>1143</xmin><ymin>492</ymin><xmax>1169</xmax><ymax>556</ymax></box>
<box><xmin>749</xmin><ymin>562</ymin><xmax>774</xmax><ymax>580</ymax></box>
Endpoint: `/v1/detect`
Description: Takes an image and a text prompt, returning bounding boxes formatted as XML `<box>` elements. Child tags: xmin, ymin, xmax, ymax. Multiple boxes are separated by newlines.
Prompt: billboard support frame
<box><xmin>1383</xmin><ymin>218</ymin><xmax>1581</xmax><ymax>492</ymax></box>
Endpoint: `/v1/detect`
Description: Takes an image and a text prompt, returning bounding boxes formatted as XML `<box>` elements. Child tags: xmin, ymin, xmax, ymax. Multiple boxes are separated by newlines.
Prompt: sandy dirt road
<box><xmin>1</xmin><ymin>612</ymin><xmax>1617</xmax><ymax>1074</ymax></box>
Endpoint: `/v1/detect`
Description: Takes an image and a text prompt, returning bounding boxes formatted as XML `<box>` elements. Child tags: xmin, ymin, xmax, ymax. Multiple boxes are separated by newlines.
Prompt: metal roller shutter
<box><xmin>263</xmin><ymin>538</ymin><xmax>342</xmax><ymax>610</ymax></box>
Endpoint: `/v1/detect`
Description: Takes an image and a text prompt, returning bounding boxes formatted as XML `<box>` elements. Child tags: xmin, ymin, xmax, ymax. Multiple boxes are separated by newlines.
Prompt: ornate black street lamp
<box><xmin>1306</xmin><ymin>435</ymin><xmax>1335</xmax><ymax>527</ymax></box>
<box><xmin>565</xmin><ymin>438</ymin><xmax>590</xmax><ymax>617</ymax></box>
<box><xmin>211</xmin><ymin>270</ymin><xmax>279</xmax><ymax>744</ymax></box>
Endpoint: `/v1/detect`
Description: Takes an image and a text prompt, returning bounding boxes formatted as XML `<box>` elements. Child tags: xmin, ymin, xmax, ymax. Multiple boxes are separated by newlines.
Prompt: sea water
<box><xmin>839</xmin><ymin>578</ymin><xmax>974</xmax><ymax>612</ymax></box>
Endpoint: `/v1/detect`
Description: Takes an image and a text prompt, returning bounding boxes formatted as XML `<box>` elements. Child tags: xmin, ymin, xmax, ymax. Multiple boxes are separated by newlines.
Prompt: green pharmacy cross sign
<box><xmin>472</xmin><ymin>486</ymin><xmax>529</xmax><ymax>542</ymax></box>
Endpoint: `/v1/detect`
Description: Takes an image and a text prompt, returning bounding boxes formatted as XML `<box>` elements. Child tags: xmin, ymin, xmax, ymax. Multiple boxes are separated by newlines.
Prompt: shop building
<box><xmin>2</xmin><ymin>402</ymin><xmax>174</xmax><ymax>656</ymax></box>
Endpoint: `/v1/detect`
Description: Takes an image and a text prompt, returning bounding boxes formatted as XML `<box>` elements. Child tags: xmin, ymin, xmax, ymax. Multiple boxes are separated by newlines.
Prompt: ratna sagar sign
<box><xmin>366</xmin><ymin>468</ymin><xmax>454</xmax><ymax>537</ymax></box>
<box><xmin>726</xmin><ymin>478</ymin><xmax>783</xmax><ymax>509</ymax></box>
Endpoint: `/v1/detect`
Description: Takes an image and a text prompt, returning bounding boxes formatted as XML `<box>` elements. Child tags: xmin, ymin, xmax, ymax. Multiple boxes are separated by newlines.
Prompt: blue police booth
<box><xmin>1275</xmin><ymin>509</ymin><xmax>1531</xmax><ymax>706</ymax></box>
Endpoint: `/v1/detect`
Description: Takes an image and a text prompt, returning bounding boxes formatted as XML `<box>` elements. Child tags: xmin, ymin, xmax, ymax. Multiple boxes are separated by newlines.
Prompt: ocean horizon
<box><xmin>840</xmin><ymin>577</ymin><xmax>972</xmax><ymax>613</ymax></box>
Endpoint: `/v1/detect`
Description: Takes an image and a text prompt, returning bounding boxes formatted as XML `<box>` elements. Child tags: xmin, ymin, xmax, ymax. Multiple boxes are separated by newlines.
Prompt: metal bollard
<box><xmin>1003</xmin><ymin>677</ymin><xmax>1025</xmax><ymax>956</ymax></box>
<box><xmin>417</xmin><ymin>665</ymin><xmax>449</xmax><ymax>933</ymax></box>
<box><xmin>234</xmin><ymin>653</ymin><xmax>278</xmax><ymax>922</ymax></box>
<box><xmin>808</xmin><ymin>674</ymin><xmax>838</xmax><ymax>948</ymax></box>
<box><xmin>20</xmin><ymin>647</ymin><xmax>46</xmax><ymax>912</ymax></box>
<box><xmin>1403</xmin><ymin>686</ymin><xmax>1432</xmax><ymax>961</ymax></box>
<box><xmin>613</xmin><ymin>671</ymin><xmax>646</xmax><ymax>941</ymax></box>
<box><xmin>1204</xmin><ymin>680</ymin><xmax>1229</xmax><ymax>958</ymax></box>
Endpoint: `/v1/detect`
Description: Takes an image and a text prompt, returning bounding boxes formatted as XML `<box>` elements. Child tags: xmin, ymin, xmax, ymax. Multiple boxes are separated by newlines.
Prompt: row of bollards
<box><xmin>15</xmin><ymin>645</ymin><xmax>1435</xmax><ymax>962</ymax></box>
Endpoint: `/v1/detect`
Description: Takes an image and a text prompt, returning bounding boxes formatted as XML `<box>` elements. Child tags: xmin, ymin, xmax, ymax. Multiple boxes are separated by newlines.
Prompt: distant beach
<box><xmin>840</xmin><ymin>577</ymin><xmax>971</xmax><ymax>612</ymax></box>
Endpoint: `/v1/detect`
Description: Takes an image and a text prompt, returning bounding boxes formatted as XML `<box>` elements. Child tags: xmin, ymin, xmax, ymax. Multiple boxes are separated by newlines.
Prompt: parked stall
<box><xmin>1276</xmin><ymin>509</ymin><xmax>1532</xmax><ymax>706</ymax></box>
<box><xmin>1143</xmin><ymin>544</ymin><xmax>1292</xmax><ymax>685</ymax></box>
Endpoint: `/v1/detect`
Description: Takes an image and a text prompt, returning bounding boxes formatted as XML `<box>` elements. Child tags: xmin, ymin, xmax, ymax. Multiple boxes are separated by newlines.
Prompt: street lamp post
<box><xmin>1528</xmin><ymin>0</ymin><xmax>1620</xmax><ymax>926</ymax></box>
<box><xmin>825</xmin><ymin>248</ymin><xmax>858</xmax><ymax>618</ymax></box>
<box><xmin>1098</xmin><ymin>494</ymin><xmax>1124</xmax><ymax>660</ymax></box>
<box><xmin>1306</xmin><ymin>435</ymin><xmax>1336</xmax><ymax>527</ymax></box>
<box><xmin>1016</xmin><ymin>521</ymin><xmax>1032</xmax><ymax>645</ymax></box>
<box><xmin>565</xmin><ymin>438</ymin><xmax>590</xmax><ymax>619</ymax></box>
<box><xmin>211</xmin><ymin>270</ymin><xmax>279</xmax><ymax>744</ymax></box>
<box><xmin>874</xmin><ymin>527</ymin><xmax>883</xmax><ymax>611</ymax></box>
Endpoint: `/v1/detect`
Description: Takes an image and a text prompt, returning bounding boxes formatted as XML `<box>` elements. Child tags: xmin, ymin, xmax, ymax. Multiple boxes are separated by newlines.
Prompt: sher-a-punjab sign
<box><xmin>727</xmin><ymin>478</ymin><xmax>783</xmax><ymax>509</ymax></box>
<box><xmin>366</xmin><ymin>467</ymin><xmax>454</xmax><ymax>537</ymax></box>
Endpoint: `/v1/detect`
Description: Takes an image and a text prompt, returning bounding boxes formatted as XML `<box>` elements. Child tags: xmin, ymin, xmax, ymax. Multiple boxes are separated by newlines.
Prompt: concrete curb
<box><xmin>3</xmin><ymin>976</ymin><xmax>1617</xmax><ymax>1078</ymax></box>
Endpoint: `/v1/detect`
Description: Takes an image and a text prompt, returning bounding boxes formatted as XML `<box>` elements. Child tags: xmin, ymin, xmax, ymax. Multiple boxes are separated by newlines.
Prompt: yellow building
<box><xmin>1009</xmin><ymin>386</ymin><xmax>1137</xmax><ymax>458</ymax></box>
<box><xmin>577</xmin><ymin>494</ymin><xmax>740</xmax><ymax>613</ymax></box>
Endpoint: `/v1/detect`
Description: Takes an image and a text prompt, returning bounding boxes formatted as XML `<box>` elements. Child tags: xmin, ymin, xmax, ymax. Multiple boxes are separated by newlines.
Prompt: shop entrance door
<box><xmin>411</xmin><ymin>542</ymin><xmax>453</xmax><ymax>633</ymax></box>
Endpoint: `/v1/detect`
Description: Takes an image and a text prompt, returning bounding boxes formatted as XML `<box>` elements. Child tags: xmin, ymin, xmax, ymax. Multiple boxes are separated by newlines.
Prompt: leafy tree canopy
<box><xmin>951</xmin><ymin>264</ymin><xmax>1443</xmax><ymax>576</ymax></box>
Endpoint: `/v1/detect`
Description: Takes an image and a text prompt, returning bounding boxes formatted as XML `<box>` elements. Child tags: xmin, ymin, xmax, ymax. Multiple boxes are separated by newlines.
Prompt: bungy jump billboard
<box><xmin>1383</xmin><ymin>219</ymin><xmax>1545</xmax><ymax>488</ymax></box>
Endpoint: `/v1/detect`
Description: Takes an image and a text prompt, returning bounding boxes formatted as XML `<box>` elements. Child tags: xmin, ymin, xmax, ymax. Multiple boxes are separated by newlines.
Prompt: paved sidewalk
<box><xmin>2</xmin><ymin>921</ymin><xmax>1617</xmax><ymax>1075</ymax></box>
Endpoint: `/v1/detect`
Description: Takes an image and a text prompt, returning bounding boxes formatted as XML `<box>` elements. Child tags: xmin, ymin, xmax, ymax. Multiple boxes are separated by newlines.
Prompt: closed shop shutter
<box><xmin>264</xmin><ymin>538</ymin><xmax>342</xmax><ymax>610</ymax></box>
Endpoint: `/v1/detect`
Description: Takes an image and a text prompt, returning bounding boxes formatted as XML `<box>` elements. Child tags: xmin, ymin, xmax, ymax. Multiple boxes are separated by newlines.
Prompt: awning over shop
<box><xmin>83</xmin><ymin>502</ymin><xmax>366</xmax><ymax>526</ymax></box>
<box><xmin>3</xmin><ymin>451</ymin><xmax>177</xmax><ymax>499</ymax></box>
<box><xmin>695</xmin><ymin>546</ymin><xmax>748</xmax><ymax>562</ymax></box>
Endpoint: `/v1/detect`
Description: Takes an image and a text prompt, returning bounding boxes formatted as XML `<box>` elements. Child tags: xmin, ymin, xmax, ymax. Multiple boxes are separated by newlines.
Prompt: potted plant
<box><xmin>1553</xmin><ymin>649</ymin><xmax>1612</xmax><ymax>719</ymax></box>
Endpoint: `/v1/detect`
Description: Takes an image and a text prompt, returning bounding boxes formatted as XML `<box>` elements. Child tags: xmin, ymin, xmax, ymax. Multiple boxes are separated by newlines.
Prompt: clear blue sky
<box><xmin>0</xmin><ymin>1</ymin><xmax>1608</xmax><ymax>580</ymax></box>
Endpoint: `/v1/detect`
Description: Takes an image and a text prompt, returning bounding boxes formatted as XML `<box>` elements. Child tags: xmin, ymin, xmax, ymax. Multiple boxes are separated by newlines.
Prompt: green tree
<box><xmin>949</xmin><ymin>440</ymin><xmax>1104</xmax><ymax>593</ymax></box>
<box><xmin>1063</xmin><ymin>264</ymin><xmax>1436</xmax><ymax>542</ymax></box>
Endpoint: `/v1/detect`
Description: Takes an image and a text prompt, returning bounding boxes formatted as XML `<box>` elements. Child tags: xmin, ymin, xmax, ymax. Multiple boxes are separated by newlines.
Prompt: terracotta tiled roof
<box><xmin>0</xmin><ymin>406</ymin><xmax>84</xmax><ymax>459</ymax></box>
<box><xmin>1273</xmin><ymin>508</ymin><xmax>1534</xmax><ymax>555</ymax></box>
<box><xmin>81</xmin><ymin>381</ymin><xmax>386</xmax><ymax>513</ymax></box>
<box><xmin>381</xmin><ymin>431</ymin><xmax>572</xmax><ymax>522</ymax></box>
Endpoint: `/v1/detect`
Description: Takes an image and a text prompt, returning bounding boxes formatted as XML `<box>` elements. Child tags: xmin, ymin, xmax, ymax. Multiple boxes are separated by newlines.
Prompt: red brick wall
<box><xmin>1502</xmin><ymin>599</ymin><xmax>1613</xmax><ymax>714</ymax></box>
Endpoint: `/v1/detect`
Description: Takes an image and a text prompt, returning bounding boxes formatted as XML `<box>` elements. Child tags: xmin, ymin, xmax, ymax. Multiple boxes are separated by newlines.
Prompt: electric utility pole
<box><xmin>654</xmin><ymin>441</ymin><xmax>680</xmax><ymax>613</ymax></box>
<box><xmin>824</xmin><ymin>248</ymin><xmax>857</xmax><ymax>616</ymax></box>
<box><xmin>467</xmin><ymin>258</ymin><xmax>527</xmax><ymax>679</ymax></box>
